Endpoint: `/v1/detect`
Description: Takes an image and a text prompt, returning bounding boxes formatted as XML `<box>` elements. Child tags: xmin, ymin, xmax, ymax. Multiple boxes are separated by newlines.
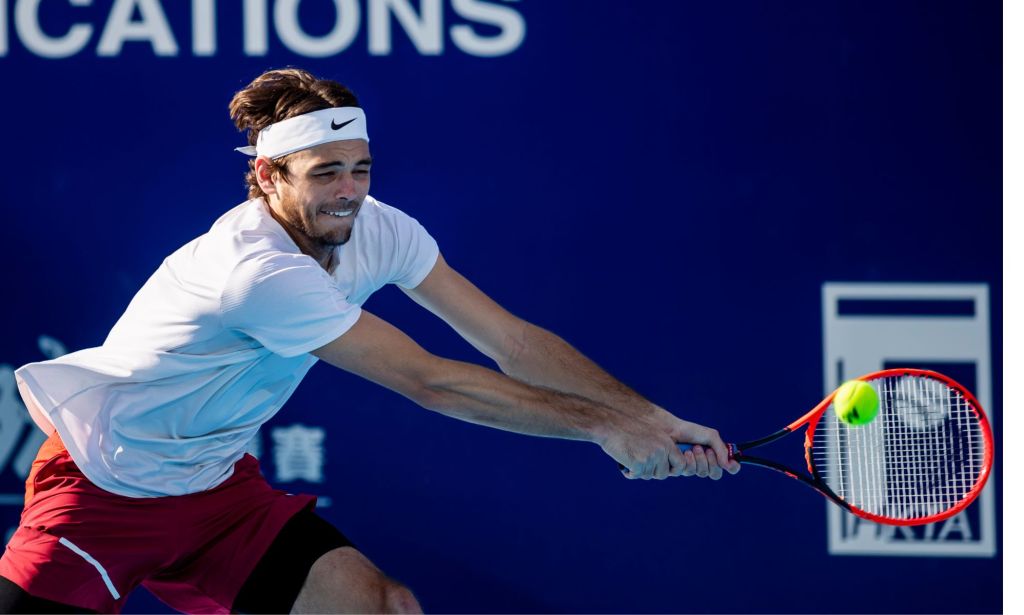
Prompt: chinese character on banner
<box><xmin>0</xmin><ymin>335</ymin><xmax>67</xmax><ymax>483</ymax></box>
<box><xmin>271</xmin><ymin>424</ymin><xmax>325</xmax><ymax>483</ymax></box>
<box><xmin>0</xmin><ymin>364</ymin><xmax>30</xmax><ymax>476</ymax></box>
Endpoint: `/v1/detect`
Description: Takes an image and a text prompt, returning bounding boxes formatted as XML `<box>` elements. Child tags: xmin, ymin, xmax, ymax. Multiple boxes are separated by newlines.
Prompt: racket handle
<box><xmin>678</xmin><ymin>443</ymin><xmax>739</xmax><ymax>456</ymax></box>
<box><xmin>617</xmin><ymin>443</ymin><xmax>735</xmax><ymax>472</ymax></box>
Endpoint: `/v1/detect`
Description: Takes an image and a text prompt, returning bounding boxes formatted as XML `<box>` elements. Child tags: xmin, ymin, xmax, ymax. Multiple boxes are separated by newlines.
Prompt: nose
<box><xmin>334</xmin><ymin>172</ymin><xmax>358</xmax><ymax>200</ymax></box>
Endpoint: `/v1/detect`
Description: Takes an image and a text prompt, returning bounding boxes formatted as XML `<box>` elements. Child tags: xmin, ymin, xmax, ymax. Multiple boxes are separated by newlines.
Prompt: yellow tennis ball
<box><xmin>834</xmin><ymin>380</ymin><xmax>879</xmax><ymax>426</ymax></box>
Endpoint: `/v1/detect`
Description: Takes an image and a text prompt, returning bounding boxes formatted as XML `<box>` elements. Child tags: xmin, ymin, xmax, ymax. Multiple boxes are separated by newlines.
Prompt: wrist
<box><xmin>583</xmin><ymin>403</ymin><xmax>634</xmax><ymax>447</ymax></box>
<box><xmin>586</xmin><ymin>418</ymin><xmax>614</xmax><ymax>447</ymax></box>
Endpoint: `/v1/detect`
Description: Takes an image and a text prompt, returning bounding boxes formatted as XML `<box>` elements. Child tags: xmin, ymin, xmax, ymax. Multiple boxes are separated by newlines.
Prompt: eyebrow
<box><xmin>310</xmin><ymin>157</ymin><xmax>373</xmax><ymax>171</ymax></box>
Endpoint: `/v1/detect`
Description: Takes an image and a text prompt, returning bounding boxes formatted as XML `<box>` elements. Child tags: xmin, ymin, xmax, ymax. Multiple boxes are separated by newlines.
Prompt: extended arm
<box><xmin>314</xmin><ymin>310</ymin><xmax>610</xmax><ymax>441</ymax></box>
<box><xmin>312</xmin><ymin>310</ymin><xmax>731</xmax><ymax>479</ymax></box>
<box><xmin>399</xmin><ymin>255</ymin><xmax>740</xmax><ymax>479</ymax></box>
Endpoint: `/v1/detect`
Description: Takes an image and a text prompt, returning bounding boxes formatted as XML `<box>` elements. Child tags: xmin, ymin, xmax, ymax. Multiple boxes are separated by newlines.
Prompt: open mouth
<box><xmin>320</xmin><ymin>209</ymin><xmax>356</xmax><ymax>218</ymax></box>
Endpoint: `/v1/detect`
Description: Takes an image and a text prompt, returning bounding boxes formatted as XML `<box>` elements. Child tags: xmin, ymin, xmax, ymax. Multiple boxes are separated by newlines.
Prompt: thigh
<box><xmin>232</xmin><ymin>509</ymin><xmax>354</xmax><ymax>614</ymax></box>
<box><xmin>141</xmin><ymin>455</ymin><xmax>316</xmax><ymax>612</ymax></box>
<box><xmin>0</xmin><ymin>449</ymin><xmax>164</xmax><ymax>613</ymax></box>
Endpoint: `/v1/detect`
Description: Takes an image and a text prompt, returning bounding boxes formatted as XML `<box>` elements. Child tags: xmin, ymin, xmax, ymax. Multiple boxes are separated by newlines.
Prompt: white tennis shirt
<box><xmin>15</xmin><ymin>196</ymin><xmax>439</xmax><ymax>497</ymax></box>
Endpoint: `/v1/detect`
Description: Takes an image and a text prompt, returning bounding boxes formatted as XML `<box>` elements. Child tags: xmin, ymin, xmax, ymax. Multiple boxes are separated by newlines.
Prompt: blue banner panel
<box><xmin>0</xmin><ymin>1</ymin><xmax>1000</xmax><ymax>613</ymax></box>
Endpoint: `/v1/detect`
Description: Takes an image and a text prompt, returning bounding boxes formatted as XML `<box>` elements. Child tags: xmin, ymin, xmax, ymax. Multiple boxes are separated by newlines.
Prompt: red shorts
<box><xmin>0</xmin><ymin>431</ymin><xmax>316</xmax><ymax>613</ymax></box>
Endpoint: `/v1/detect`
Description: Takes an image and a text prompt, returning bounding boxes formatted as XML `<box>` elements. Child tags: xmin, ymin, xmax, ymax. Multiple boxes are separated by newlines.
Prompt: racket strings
<box><xmin>810</xmin><ymin>375</ymin><xmax>985</xmax><ymax>521</ymax></box>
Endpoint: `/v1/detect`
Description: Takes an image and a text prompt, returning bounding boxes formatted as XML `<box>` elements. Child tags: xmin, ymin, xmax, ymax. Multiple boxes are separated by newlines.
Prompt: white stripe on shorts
<box><xmin>58</xmin><ymin>537</ymin><xmax>121</xmax><ymax>600</ymax></box>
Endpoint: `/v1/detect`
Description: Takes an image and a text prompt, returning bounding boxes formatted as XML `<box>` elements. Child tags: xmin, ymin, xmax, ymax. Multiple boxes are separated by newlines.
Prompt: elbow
<box><xmin>407</xmin><ymin>380</ymin><xmax>455</xmax><ymax>414</ymax></box>
<box><xmin>393</xmin><ymin>354</ymin><xmax>456</xmax><ymax>412</ymax></box>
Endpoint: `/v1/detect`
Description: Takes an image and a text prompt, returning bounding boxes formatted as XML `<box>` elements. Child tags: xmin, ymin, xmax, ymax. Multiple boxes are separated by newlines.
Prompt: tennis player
<box><xmin>0</xmin><ymin>68</ymin><xmax>740</xmax><ymax>614</ymax></box>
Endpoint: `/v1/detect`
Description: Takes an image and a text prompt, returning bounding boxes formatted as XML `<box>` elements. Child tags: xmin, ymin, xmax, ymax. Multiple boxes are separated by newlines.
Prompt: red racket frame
<box><xmin>727</xmin><ymin>368</ymin><xmax>994</xmax><ymax>526</ymax></box>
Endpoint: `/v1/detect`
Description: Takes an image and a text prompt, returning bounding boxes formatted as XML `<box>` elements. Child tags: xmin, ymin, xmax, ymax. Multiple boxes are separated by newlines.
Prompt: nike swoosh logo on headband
<box><xmin>331</xmin><ymin>118</ymin><xmax>356</xmax><ymax>130</ymax></box>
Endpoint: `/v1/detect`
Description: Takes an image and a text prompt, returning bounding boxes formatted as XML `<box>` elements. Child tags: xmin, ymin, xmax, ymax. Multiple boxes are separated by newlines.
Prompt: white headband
<box><xmin>235</xmin><ymin>107</ymin><xmax>369</xmax><ymax>159</ymax></box>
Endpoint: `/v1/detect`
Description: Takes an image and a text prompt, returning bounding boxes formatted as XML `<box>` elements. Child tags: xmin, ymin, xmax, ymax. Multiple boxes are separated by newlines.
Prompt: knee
<box><xmin>381</xmin><ymin>581</ymin><xmax>421</xmax><ymax>614</ymax></box>
<box><xmin>297</xmin><ymin>547</ymin><xmax>420</xmax><ymax>614</ymax></box>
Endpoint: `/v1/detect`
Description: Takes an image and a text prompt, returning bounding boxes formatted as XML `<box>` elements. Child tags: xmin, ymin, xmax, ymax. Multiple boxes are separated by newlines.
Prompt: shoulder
<box><xmin>209</xmin><ymin>198</ymin><xmax>301</xmax><ymax>255</ymax></box>
<box><xmin>191</xmin><ymin>199</ymin><xmax>308</xmax><ymax>277</ymax></box>
<box><xmin>158</xmin><ymin>199</ymin><xmax>300</xmax><ymax>294</ymax></box>
<box><xmin>220</xmin><ymin>249</ymin><xmax>338</xmax><ymax>323</ymax></box>
<box><xmin>208</xmin><ymin>200</ymin><xmax>326</xmax><ymax>299</ymax></box>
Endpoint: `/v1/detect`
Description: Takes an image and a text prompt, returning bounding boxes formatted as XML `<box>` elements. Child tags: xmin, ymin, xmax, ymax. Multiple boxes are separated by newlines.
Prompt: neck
<box><xmin>265</xmin><ymin>198</ymin><xmax>335</xmax><ymax>272</ymax></box>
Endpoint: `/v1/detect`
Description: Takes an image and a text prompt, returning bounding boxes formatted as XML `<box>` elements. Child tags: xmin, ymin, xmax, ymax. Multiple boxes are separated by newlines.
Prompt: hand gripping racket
<box><xmin>678</xmin><ymin>368</ymin><xmax>994</xmax><ymax>526</ymax></box>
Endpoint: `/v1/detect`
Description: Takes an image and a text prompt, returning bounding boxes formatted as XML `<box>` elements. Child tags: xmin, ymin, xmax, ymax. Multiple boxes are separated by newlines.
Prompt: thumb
<box><xmin>676</xmin><ymin>423</ymin><xmax>732</xmax><ymax>470</ymax></box>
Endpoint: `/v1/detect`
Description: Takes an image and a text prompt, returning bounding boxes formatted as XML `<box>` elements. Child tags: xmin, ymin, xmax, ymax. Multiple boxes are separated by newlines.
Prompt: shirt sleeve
<box><xmin>220</xmin><ymin>251</ymin><xmax>362</xmax><ymax>358</ymax></box>
<box><xmin>386</xmin><ymin>207</ymin><xmax>440</xmax><ymax>289</ymax></box>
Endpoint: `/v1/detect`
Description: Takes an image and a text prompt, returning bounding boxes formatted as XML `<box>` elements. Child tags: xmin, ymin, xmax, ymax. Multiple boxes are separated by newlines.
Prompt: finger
<box><xmin>681</xmin><ymin>425</ymin><xmax>729</xmax><ymax>468</ymax></box>
<box><xmin>680</xmin><ymin>449</ymin><xmax>696</xmax><ymax>477</ymax></box>
<box><xmin>668</xmin><ymin>444</ymin><xmax>688</xmax><ymax>477</ymax></box>
<box><xmin>654</xmin><ymin>451</ymin><xmax>671</xmax><ymax>480</ymax></box>
<box><xmin>726</xmin><ymin>458</ymin><xmax>742</xmax><ymax>474</ymax></box>
<box><xmin>647</xmin><ymin>451</ymin><xmax>668</xmax><ymax>480</ymax></box>
<box><xmin>634</xmin><ymin>462</ymin><xmax>651</xmax><ymax>482</ymax></box>
<box><xmin>692</xmin><ymin>445</ymin><xmax>710</xmax><ymax>478</ymax></box>
<box><xmin>705</xmin><ymin>448</ymin><xmax>723</xmax><ymax>480</ymax></box>
<box><xmin>637</xmin><ymin>456</ymin><xmax>654</xmax><ymax>480</ymax></box>
<box><xmin>701</xmin><ymin>430</ymin><xmax>732</xmax><ymax>471</ymax></box>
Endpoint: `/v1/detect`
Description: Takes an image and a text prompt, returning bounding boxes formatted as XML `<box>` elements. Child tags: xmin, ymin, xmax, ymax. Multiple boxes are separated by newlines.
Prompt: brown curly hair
<box><xmin>228</xmin><ymin>68</ymin><xmax>361</xmax><ymax>199</ymax></box>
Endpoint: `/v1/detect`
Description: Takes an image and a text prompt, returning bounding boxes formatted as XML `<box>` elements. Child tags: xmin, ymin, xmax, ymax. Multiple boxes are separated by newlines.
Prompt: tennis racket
<box><xmin>677</xmin><ymin>368</ymin><xmax>994</xmax><ymax>526</ymax></box>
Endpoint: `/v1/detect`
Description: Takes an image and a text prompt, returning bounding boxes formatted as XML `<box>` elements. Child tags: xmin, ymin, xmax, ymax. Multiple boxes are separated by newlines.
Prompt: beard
<box><xmin>279</xmin><ymin>193</ymin><xmax>360</xmax><ymax>248</ymax></box>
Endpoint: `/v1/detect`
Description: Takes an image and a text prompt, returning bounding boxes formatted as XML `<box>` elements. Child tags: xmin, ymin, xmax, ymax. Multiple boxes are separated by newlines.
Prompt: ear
<box><xmin>254</xmin><ymin>157</ymin><xmax>278</xmax><ymax>196</ymax></box>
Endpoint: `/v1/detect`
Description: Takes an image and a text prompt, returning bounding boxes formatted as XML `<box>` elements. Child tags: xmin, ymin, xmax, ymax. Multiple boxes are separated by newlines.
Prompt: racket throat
<box><xmin>737</xmin><ymin>453</ymin><xmax>855</xmax><ymax>513</ymax></box>
<box><xmin>734</xmin><ymin>428</ymin><xmax>793</xmax><ymax>454</ymax></box>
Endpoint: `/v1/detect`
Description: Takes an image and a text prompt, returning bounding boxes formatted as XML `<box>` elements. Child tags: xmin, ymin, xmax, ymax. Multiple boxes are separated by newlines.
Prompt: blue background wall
<box><xmin>0</xmin><ymin>1</ymin><xmax>1001</xmax><ymax>612</ymax></box>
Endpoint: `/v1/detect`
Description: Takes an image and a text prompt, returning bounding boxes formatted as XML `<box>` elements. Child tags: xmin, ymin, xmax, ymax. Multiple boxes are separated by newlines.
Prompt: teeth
<box><xmin>323</xmin><ymin>210</ymin><xmax>354</xmax><ymax>217</ymax></box>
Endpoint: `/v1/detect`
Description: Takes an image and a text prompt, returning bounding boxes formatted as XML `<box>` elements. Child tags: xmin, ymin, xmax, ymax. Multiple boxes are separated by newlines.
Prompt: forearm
<box><xmin>418</xmin><ymin>356</ymin><xmax>618</xmax><ymax>443</ymax></box>
<box><xmin>312</xmin><ymin>311</ymin><xmax>618</xmax><ymax>444</ymax></box>
<box><xmin>415</xmin><ymin>355</ymin><xmax>739</xmax><ymax>481</ymax></box>
<box><xmin>315</xmin><ymin>310</ymin><xmax>738</xmax><ymax>480</ymax></box>
<box><xmin>497</xmin><ymin>322</ymin><xmax>663</xmax><ymax>419</ymax></box>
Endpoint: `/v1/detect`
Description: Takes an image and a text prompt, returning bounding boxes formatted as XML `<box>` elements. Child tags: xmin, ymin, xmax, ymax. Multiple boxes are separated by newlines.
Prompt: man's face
<box><xmin>267</xmin><ymin>139</ymin><xmax>372</xmax><ymax>248</ymax></box>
